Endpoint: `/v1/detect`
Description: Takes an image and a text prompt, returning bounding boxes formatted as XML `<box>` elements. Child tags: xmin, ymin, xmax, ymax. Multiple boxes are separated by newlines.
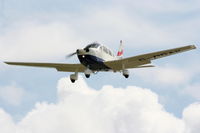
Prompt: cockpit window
<box><xmin>102</xmin><ymin>46</ymin><xmax>114</xmax><ymax>56</ymax></box>
<box><xmin>84</xmin><ymin>43</ymin><xmax>100</xmax><ymax>49</ymax></box>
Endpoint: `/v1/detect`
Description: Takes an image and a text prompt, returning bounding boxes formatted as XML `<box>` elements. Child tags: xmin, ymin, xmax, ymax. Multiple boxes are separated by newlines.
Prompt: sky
<box><xmin>0</xmin><ymin>0</ymin><xmax>200</xmax><ymax>132</ymax></box>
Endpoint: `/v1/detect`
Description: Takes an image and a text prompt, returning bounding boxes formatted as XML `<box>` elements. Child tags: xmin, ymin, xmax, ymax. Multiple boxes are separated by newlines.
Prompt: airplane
<box><xmin>5</xmin><ymin>41</ymin><xmax>196</xmax><ymax>83</ymax></box>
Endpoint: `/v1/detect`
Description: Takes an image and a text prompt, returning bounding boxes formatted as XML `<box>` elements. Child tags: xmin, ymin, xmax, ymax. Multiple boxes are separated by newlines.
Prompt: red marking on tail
<box><xmin>117</xmin><ymin>50</ymin><xmax>123</xmax><ymax>56</ymax></box>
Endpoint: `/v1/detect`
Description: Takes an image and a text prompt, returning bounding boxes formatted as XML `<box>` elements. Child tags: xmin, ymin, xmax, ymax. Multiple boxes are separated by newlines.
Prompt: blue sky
<box><xmin>0</xmin><ymin>0</ymin><xmax>200</xmax><ymax>132</ymax></box>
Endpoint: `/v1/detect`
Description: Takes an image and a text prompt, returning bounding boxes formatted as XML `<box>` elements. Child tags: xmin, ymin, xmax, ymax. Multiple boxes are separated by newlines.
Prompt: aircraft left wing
<box><xmin>105</xmin><ymin>45</ymin><xmax>196</xmax><ymax>71</ymax></box>
<box><xmin>4</xmin><ymin>62</ymin><xmax>86</xmax><ymax>72</ymax></box>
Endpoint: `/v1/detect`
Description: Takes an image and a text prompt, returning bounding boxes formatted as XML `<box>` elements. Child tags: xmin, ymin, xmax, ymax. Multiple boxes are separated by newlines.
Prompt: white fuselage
<box><xmin>77</xmin><ymin>43</ymin><xmax>119</xmax><ymax>71</ymax></box>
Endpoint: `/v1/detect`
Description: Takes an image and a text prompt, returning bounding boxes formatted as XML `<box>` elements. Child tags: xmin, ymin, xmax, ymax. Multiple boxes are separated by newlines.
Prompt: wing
<box><xmin>4</xmin><ymin>62</ymin><xmax>86</xmax><ymax>72</ymax></box>
<box><xmin>105</xmin><ymin>45</ymin><xmax>196</xmax><ymax>71</ymax></box>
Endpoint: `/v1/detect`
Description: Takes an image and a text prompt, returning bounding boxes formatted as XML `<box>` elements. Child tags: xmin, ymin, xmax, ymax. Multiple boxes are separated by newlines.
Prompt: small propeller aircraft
<box><xmin>5</xmin><ymin>41</ymin><xmax>196</xmax><ymax>83</ymax></box>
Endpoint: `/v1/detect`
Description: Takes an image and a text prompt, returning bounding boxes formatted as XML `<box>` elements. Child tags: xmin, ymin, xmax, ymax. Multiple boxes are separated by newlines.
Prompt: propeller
<box><xmin>65</xmin><ymin>52</ymin><xmax>77</xmax><ymax>59</ymax></box>
<box><xmin>65</xmin><ymin>49</ymin><xmax>87</xmax><ymax>59</ymax></box>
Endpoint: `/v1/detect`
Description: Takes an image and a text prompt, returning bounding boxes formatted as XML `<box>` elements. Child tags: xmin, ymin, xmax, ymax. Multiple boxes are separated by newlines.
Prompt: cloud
<box><xmin>0</xmin><ymin>21</ymin><xmax>84</xmax><ymax>61</ymax></box>
<box><xmin>115</xmin><ymin>0</ymin><xmax>200</xmax><ymax>13</ymax></box>
<box><xmin>0</xmin><ymin>77</ymin><xmax>199</xmax><ymax>133</ymax></box>
<box><xmin>0</xmin><ymin>83</ymin><xmax>25</xmax><ymax>106</ymax></box>
<box><xmin>1</xmin><ymin>1</ymin><xmax>199</xmax><ymax>64</ymax></box>
<box><xmin>0</xmin><ymin>1</ymin><xmax>199</xmax><ymax>132</ymax></box>
<box><xmin>134</xmin><ymin>66</ymin><xmax>191</xmax><ymax>86</ymax></box>
<box><xmin>183</xmin><ymin>83</ymin><xmax>200</xmax><ymax>100</ymax></box>
<box><xmin>64</xmin><ymin>0</ymin><xmax>200</xmax><ymax>48</ymax></box>
<box><xmin>2</xmin><ymin>1</ymin><xmax>199</xmax><ymax>61</ymax></box>
<box><xmin>183</xmin><ymin>103</ymin><xmax>200</xmax><ymax>133</ymax></box>
<box><xmin>0</xmin><ymin>109</ymin><xmax>16</xmax><ymax>133</ymax></box>
<box><xmin>0</xmin><ymin>10</ymin><xmax>170</xmax><ymax>60</ymax></box>
<box><xmin>71</xmin><ymin>8</ymin><xmax>175</xmax><ymax>47</ymax></box>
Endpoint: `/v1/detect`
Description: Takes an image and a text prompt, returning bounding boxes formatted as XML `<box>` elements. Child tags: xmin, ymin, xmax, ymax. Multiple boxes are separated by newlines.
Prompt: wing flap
<box><xmin>105</xmin><ymin>60</ymin><xmax>151</xmax><ymax>71</ymax></box>
<box><xmin>4</xmin><ymin>62</ymin><xmax>86</xmax><ymax>72</ymax></box>
<box><xmin>134</xmin><ymin>65</ymin><xmax>155</xmax><ymax>68</ymax></box>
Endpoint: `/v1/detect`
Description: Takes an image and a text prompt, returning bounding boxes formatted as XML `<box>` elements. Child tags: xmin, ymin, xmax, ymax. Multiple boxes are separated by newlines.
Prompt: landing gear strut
<box><xmin>70</xmin><ymin>72</ymin><xmax>78</xmax><ymax>83</ymax></box>
<box><xmin>84</xmin><ymin>68</ymin><xmax>92</xmax><ymax>79</ymax></box>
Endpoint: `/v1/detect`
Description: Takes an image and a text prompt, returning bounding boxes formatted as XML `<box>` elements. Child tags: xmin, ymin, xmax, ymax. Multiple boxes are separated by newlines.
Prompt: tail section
<box><xmin>117</xmin><ymin>40</ymin><xmax>124</xmax><ymax>58</ymax></box>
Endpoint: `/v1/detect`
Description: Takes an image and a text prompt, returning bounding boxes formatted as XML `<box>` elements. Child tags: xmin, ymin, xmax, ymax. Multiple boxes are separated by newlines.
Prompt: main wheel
<box><xmin>124</xmin><ymin>75</ymin><xmax>129</xmax><ymax>78</ymax></box>
<box><xmin>70</xmin><ymin>79</ymin><xmax>75</xmax><ymax>83</ymax></box>
<box><xmin>85</xmin><ymin>74</ymin><xmax>90</xmax><ymax>78</ymax></box>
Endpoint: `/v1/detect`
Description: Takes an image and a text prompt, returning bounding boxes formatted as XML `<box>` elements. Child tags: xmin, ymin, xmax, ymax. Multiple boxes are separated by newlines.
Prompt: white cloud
<box><xmin>0</xmin><ymin>1</ymin><xmax>199</xmax><ymax>132</ymax></box>
<box><xmin>1</xmin><ymin>1</ymin><xmax>199</xmax><ymax>64</ymax></box>
<box><xmin>183</xmin><ymin>83</ymin><xmax>200</xmax><ymax>100</ymax></box>
<box><xmin>0</xmin><ymin>84</ymin><xmax>25</xmax><ymax>106</ymax></box>
<box><xmin>183</xmin><ymin>103</ymin><xmax>200</xmax><ymax>133</ymax></box>
<box><xmin>69</xmin><ymin>0</ymin><xmax>200</xmax><ymax>48</ymax></box>
<box><xmin>134</xmin><ymin>66</ymin><xmax>190</xmax><ymax>86</ymax></box>
<box><xmin>72</xmin><ymin>8</ymin><xmax>175</xmax><ymax>47</ymax></box>
<box><xmin>1</xmin><ymin>11</ymin><xmax>169</xmax><ymax>61</ymax></box>
<box><xmin>0</xmin><ymin>21</ymin><xmax>84</xmax><ymax>61</ymax></box>
<box><xmin>1</xmin><ymin>5</ymin><xmax>197</xmax><ymax>62</ymax></box>
<box><xmin>0</xmin><ymin>109</ymin><xmax>16</xmax><ymax>133</ymax></box>
<box><xmin>0</xmin><ymin>77</ymin><xmax>200</xmax><ymax>133</ymax></box>
<box><xmin>115</xmin><ymin>0</ymin><xmax>200</xmax><ymax>13</ymax></box>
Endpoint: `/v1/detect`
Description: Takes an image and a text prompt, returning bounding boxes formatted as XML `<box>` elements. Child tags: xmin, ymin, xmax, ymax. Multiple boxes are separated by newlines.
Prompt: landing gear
<box><xmin>70</xmin><ymin>72</ymin><xmax>78</xmax><ymax>83</ymax></box>
<box><xmin>70</xmin><ymin>79</ymin><xmax>75</xmax><ymax>83</ymax></box>
<box><xmin>85</xmin><ymin>74</ymin><xmax>90</xmax><ymax>78</ymax></box>
<box><xmin>124</xmin><ymin>74</ymin><xmax>129</xmax><ymax>78</ymax></box>
<box><xmin>123</xmin><ymin>69</ymin><xmax>129</xmax><ymax>78</ymax></box>
<box><xmin>84</xmin><ymin>68</ymin><xmax>92</xmax><ymax>79</ymax></box>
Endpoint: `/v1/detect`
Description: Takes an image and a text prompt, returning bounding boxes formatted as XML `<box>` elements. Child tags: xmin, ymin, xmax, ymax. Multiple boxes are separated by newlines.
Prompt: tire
<box><xmin>71</xmin><ymin>79</ymin><xmax>75</xmax><ymax>83</ymax></box>
<box><xmin>85</xmin><ymin>74</ymin><xmax>90</xmax><ymax>78</ymax></box>
<box><xmin>124</xmin><ymin>75</ymin><xmax>129</xmax><ymax>78</ymax></box>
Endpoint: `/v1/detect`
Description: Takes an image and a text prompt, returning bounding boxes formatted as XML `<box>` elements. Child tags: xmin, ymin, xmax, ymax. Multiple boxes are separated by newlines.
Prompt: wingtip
<box><xmin>4</xmin><ymin>62</ymin><xmax>15</xmax><ymax>65</ymax></box>
<box><xmin>190</xmin><ymin>45</ymin><xmax>197</xmax><ymax>49</ymax></box>
<box><xmin>4</xmin><ymin>61</ymin><xmax>9</xmax><ymax>64</ymax></box>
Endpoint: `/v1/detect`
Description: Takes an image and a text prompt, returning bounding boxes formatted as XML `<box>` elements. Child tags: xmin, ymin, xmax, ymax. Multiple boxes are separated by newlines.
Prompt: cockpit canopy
<box><xmin>84</xmin><ymin>42</ymin><xmax>100</xmax><ymax>49</ymax></box>
<box><xmin>84</xmin><ymin>42</ymin><xmax>114</xmax><ymax>57</ymax></box>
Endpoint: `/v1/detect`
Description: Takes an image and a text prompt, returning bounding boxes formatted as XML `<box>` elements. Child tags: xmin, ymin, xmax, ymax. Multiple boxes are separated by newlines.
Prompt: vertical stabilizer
<box><xmin>117</xmin><ymin>40</ymin><xmax>124</xmax><ymax>58</ymax></box>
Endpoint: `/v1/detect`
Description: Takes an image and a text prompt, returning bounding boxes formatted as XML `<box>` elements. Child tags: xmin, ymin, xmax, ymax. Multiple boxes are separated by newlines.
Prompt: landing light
<box><xmin>82</xmin><ymin>55</ymin><xmax>85</xmax><ymax>58</ymax></box>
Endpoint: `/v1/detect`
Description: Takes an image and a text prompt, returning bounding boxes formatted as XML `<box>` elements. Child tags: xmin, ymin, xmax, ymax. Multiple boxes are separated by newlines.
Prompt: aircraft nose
<box><xmin>76</xmin><ymin>49</ymin><xmax>85</xmax><ymax>55</ymax></box>
<box><xmin>76</xmin><ymin>49</ymin><xmax>79</xmax><ymax>54</ymax></box>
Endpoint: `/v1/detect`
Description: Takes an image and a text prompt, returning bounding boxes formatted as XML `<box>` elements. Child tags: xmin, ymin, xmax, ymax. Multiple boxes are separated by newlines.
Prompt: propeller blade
<box><xmin>66</xmin><ymin>52</ymin><xmax>77</xmax><ymax>59</ymax></box>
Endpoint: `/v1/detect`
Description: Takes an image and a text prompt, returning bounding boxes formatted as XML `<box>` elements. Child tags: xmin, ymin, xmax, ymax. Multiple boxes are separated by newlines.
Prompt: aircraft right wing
<box><xmin>105</xmin><ymin>45</ymin><xmax>196</xmax><ymax>71</ymax></box>
<box><xmin>4</xmin><ymin>62</ymin><xmax>86</xmax><ymax>72</ymax></box>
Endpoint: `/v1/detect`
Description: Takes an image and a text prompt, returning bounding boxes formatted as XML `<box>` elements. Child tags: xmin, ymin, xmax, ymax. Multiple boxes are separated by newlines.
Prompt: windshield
<box><xmin>84</xmin><ymin>43</ymin><xmax>100</xmax><ymax>49</ymax></box>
